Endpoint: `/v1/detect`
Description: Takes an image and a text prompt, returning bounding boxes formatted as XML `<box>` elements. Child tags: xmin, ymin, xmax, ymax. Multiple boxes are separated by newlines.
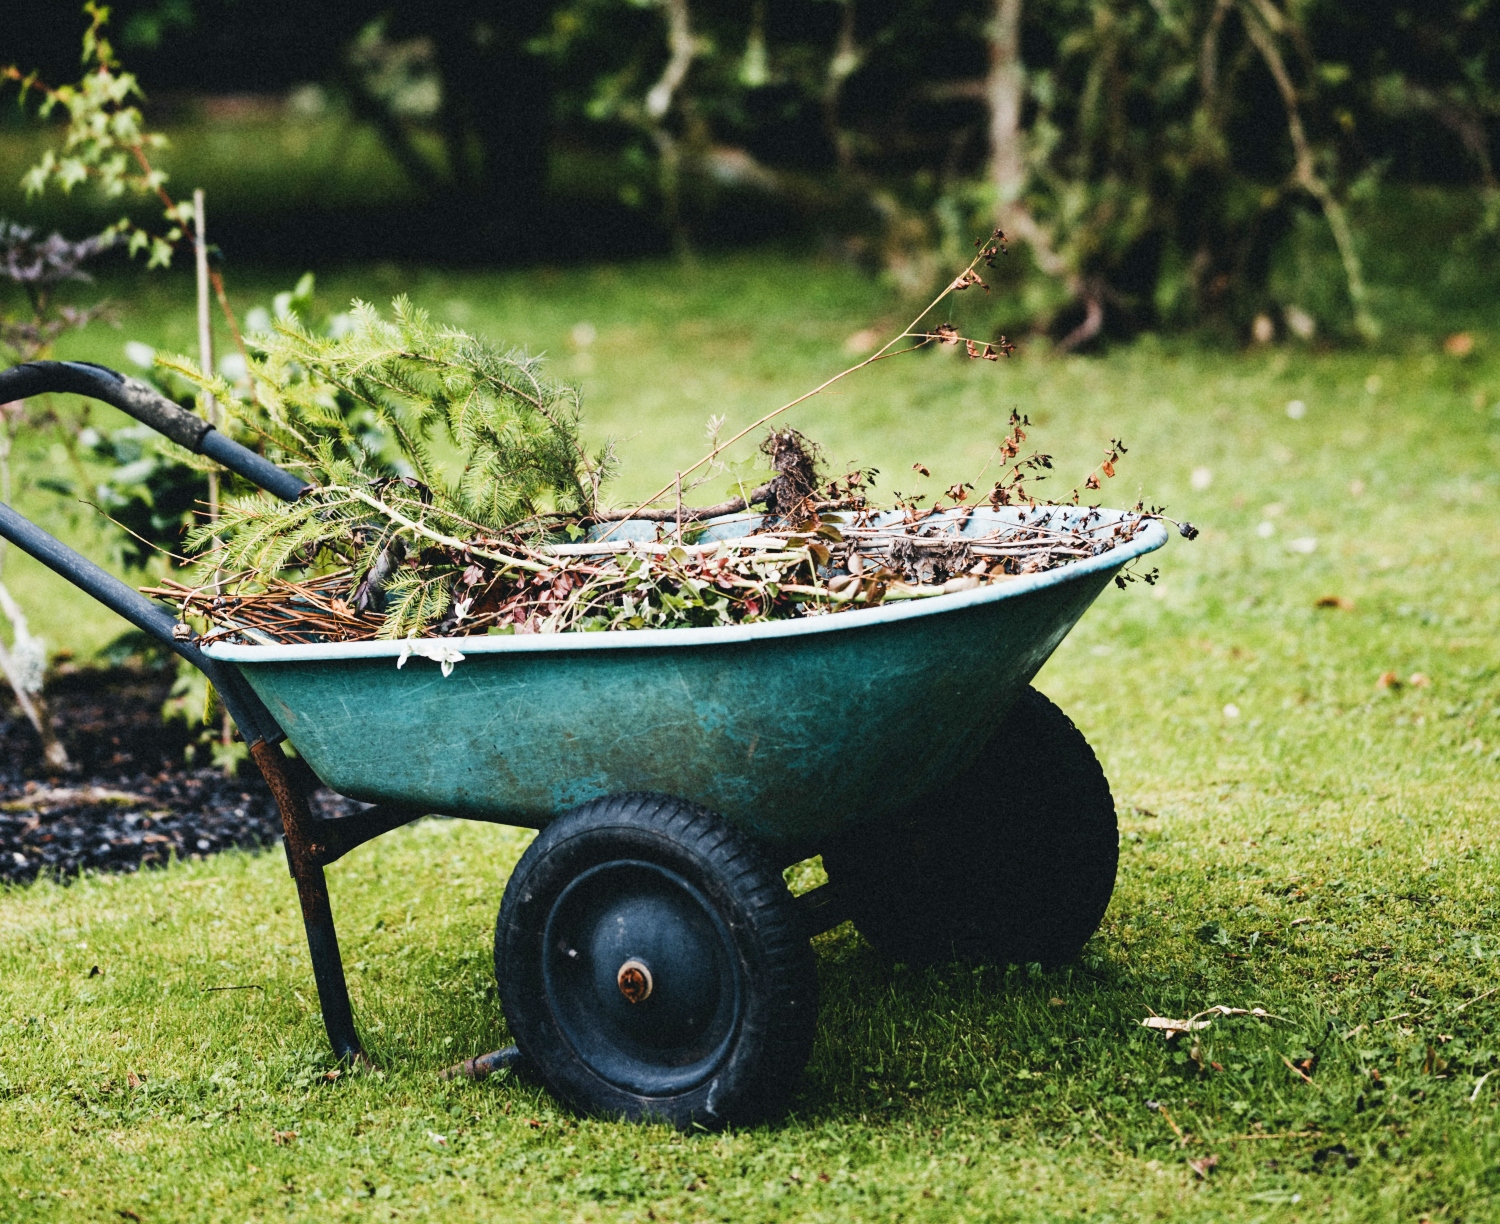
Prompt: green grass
<box><xmin>3</xmin><ymin>249</ymin><xmax>1500</xmax><ymax>1220</ymax></box>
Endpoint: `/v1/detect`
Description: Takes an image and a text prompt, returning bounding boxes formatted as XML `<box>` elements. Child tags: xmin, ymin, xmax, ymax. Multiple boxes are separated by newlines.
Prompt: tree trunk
<box><xmin>987</xmin><ymin>0</ymin><xmax>1025</xmax><ymax>216</ymax></box>
<box><xmin>983</xmin><ymin>0</ymin><xmax>1069</xmax><ymax>281</ymax></box>
<box><xmin>372</xmin><ymin>2</ymin><xmax>555</xmax><ymax>258</ymax></box>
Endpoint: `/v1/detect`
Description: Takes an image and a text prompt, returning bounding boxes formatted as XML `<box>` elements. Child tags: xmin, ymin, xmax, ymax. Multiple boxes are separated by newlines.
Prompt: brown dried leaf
<box><xmin>933</xmin><ymin>323</ymin><xmax>960</xmax><ymax>345</ymax></box>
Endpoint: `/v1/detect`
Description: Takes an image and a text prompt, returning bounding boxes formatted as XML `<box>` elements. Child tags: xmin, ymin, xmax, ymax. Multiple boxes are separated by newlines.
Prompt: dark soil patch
<box><xmin>0</xmin><ymin>666</ymin><xmax>360</xmax><ymax>884</ymax></box>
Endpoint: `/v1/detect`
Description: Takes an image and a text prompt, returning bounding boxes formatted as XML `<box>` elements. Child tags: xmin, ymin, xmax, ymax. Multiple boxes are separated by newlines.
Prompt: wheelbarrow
<box><xmin>0</xmin><ymin>360</ymin><xmax>1168</xmax><ymax>1127</ymax></box>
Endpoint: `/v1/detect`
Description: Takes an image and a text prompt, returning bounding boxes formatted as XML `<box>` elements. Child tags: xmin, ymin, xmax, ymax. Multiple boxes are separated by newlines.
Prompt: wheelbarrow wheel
<box><xmin>494</xmin><ymin>793</ymin><xmax>818</xmax><ymax>1129</ymax></box>
<box><xmin>822</xmin><ymin>686</ymin><xmax>1117</xmax><ymax>969</ymax></box>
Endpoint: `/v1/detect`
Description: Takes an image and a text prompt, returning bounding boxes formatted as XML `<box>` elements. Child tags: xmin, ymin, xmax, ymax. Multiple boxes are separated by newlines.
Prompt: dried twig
<box><xmin>597</xmin><ymin>231</ymin><xmax>1012</xmax><ymax>538</ymax></box>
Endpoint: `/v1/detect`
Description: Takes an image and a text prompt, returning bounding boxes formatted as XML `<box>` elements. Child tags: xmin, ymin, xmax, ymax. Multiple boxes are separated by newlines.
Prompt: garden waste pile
<box><xmin>143</xmin><ymin>250</ymin><xmax>1168</xmax><ymax>646</ymax></box>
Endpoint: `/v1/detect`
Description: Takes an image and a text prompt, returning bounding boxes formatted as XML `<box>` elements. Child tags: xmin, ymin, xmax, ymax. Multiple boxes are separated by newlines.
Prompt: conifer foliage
<box><xmin>165</xmin><ymin>298</ymin><xmax>615</xmax><ymax>639</ymax></box>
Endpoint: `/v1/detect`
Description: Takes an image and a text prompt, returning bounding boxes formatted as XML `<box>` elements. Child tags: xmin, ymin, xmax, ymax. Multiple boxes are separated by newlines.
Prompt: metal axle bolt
<box><xmin>616</xmin><ymin>959</ymin><xmax>653</xmax><ymax>1004</ymax></box>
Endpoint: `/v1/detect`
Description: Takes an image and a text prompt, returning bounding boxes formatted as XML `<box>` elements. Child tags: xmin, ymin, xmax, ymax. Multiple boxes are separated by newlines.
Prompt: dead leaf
<box><xmin>933</xmin><ymin>323</ymin><xmax>960</xmax><ymax>345</ymax></box>
<box><xmin>1049</xmin><ymin>997</ymin><xmax>1066</xmax><ymax>1007</ymax></box>
<box><xmin>273</xmin><ymin>1130</ymin><xmax>298</xmax><ymax>1145</ymax></box>
<box><xmin>1314</xmin><ymin>595</ymin><xmax>1354</xmax><ymax>610</ymax></box>
<box><xmin>126</xmin><ymin>1071</ymin><xmax>141</xmax><ymax>1090</ymax></box>
<box><xmin>911</xmin><ymin>463</ymin><xmax>930</xmax><ymax>477</ymax></box>
<box><xmin>1376</xmin><ymin>670</ymin><xmax>1402</xmax><ymax>690</ymax></box>
<box><xmin>1187</xmin><ymin>1154</ymin><xmax>1219</xmax><ymax>1179</ymax></box>
<box><xmin>1409</xmin><ymin>672</ymin><xmax>1431</xmax><ymax>687</ymax></box>
<box><xmin>949</xmin><ymin>269</ymin><xmax>987</xmax><ymax>292</ymax></box>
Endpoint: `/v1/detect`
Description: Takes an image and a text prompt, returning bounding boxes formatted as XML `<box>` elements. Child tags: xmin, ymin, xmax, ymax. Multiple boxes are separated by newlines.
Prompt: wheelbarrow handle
<box><xmin>0</xmin><ymin>360</ymin><xmax>309</xmax><ymax>502</ymax></box>
<box><xmin>0</xmin><ymin>500</ymin><xmax>283</xmax><ymax>746</ymax></box>
<box><xmin>0</xmin><ymin>363</ymin><xmax>380</xmax><ymax>1064</ymax></box>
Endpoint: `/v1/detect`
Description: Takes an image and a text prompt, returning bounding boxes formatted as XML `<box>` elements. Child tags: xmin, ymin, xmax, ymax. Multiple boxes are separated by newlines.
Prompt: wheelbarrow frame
<box><xmin>0</xmin><ymin>360</ymin><xmax>428</xmax><ymax>1062</ymax></box>
<box><xmin>0</xmin><ymin>359</ymin><xmax>1165</xmax><ymax>1073</ymax></box>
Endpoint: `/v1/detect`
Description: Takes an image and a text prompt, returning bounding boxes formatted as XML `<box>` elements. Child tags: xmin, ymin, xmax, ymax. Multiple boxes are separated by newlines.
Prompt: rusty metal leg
<box><xmin>250</xmin><ymin>739</ymin><xmax>367</xmax><ymax>1063</ymax></box>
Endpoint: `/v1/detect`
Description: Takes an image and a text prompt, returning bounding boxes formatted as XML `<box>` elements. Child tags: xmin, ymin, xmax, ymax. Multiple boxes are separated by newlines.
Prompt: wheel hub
<box><xmin>541</xmin><ymin>860</ymin><xmax>741</xmax><ymax>1095</ymax></box>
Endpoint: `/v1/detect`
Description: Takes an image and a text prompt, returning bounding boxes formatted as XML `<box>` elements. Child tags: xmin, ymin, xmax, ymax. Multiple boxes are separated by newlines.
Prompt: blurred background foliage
<box><xmin>3</xmin><ymin>0</ymin><xmax>1499</xmax><ymax>348</ymax></box>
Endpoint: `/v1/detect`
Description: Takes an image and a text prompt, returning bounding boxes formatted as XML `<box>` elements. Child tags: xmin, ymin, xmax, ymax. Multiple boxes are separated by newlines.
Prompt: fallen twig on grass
<box><xmin>1281</xmin><ymin>1054</ymin><xmax>1317</xmax><ymax>1085</ymax></box>
<box><xmin>1140</xmin><ymin>1006</ymin><xmax>1286</xmax><ymax>1040</ymax></box>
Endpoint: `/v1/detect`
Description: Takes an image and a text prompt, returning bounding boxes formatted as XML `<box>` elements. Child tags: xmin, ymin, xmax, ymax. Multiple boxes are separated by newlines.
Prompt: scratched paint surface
<box><xmin>233</xmin><ymin>563</ymin><xmax>1119</xmax><ymax>853</ymax></box>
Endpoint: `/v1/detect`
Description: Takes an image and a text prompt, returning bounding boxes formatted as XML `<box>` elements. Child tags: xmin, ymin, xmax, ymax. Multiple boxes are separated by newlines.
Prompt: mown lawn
<box><xmin>1</xmin><ymin>247</ymin><xmax>1499</xmax><ymax>1220</ymax></box>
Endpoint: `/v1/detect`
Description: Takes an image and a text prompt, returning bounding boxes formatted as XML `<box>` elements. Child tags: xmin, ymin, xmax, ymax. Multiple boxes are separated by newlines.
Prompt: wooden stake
<box><xmin>193</xmin><ymin>190</ymin><xmax>233</xmax><ymax>754</ymax></box>
<box><xmin>193</xmin><ymin>189</ymin><xmax>218</xmax><ymax>522</ymax></box>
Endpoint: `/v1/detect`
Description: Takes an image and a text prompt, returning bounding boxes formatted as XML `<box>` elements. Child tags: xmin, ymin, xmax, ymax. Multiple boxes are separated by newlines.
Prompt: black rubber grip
<box><xmin>0</xmin><ymin>360</ymin><xmax>211</xmax><ymax>450</ymax></box>
<box><xmin>0</xmin><ymin>360</ymin><xmax>308</xmax><ymax>502</ymax></box>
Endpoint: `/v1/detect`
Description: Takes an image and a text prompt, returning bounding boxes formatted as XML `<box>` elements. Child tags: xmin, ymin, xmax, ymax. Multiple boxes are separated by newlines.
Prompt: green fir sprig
<box><xmin>164</xmin><ymin>297</ymin><xmax>615</xmax><ymax>638</ymax></box>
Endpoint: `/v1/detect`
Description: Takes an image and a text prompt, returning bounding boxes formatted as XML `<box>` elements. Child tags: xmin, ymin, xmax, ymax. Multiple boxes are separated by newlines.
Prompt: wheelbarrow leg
<box><xmin>250</xmin><ymin>739</ymin><xmax>367</xmax><ymax>1064</ymax></box>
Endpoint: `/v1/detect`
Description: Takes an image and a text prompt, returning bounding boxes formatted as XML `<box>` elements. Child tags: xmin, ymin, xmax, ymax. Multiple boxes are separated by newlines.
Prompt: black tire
<box><xmin>822</xmin><ymin>687</ymin><xmax>1117</xmax><ymax>968</ymax></box>
<box><xmin>494</xmin><ymin>793</ymin><xmax>818</xmax><ymax>1129</ymax></box>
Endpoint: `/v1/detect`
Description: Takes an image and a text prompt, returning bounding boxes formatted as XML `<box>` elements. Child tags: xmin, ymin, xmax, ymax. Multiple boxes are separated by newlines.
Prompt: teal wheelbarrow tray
<box><xmin>0</xmin><ymin>360</ymin><xmax>1167</xmax><ymax>1127</ymax></box>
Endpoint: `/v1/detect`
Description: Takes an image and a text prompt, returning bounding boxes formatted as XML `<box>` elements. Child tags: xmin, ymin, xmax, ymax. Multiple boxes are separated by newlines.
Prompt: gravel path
<box><xmin>0</xmin><ymin>666</ymin><xmax>362</xmax><ymax>884</ymax></box>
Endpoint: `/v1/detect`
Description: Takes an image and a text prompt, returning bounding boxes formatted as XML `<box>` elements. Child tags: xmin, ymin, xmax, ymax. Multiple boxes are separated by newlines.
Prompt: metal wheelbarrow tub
<box><xmin>203</xmin><ymin>507</ymin><xmax>1167</xmax><ymax>855</ymax></box>
<box><xmin>0</xmin><ymin>360</ymin><xmax>1168</xmax><ymax>1129</ymax></box>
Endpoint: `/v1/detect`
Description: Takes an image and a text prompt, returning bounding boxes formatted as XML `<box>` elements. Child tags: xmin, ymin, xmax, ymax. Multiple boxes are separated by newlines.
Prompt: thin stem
<box><xmin>329</xmin><ymin>487</ymin><xmax>552</xmax><ymax>574</ymax></box>
<box><xmin>598</xmin><ymin>241</ymin><xmax>1003</xmax><ymax>538</ymax></box>
<box><xmin>194</xmin><ymin>190</ymin><xmax>219</xmax><ymax>524</ymax></box>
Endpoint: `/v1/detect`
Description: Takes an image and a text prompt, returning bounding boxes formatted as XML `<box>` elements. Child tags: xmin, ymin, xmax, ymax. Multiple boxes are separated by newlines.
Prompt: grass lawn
<box><xmin>1</xmin><ymin>245</ymin><xmax>1499</xmax><ymax>1220</ymax></box>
